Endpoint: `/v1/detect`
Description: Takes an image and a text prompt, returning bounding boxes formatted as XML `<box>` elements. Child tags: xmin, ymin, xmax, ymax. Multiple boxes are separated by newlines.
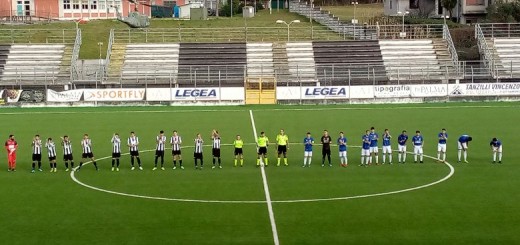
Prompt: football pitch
<box><xmin>1</xmin><ymin>102</ymin><xmax>519</xmax><ymax>244</ymax></box>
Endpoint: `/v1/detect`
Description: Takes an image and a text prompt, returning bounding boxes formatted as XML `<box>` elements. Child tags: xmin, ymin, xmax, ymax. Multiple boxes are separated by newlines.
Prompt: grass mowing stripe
<box><xmin>249</xmin><ymin>110</ymin><xmax>280</xmax><ymax>245</ymax></box>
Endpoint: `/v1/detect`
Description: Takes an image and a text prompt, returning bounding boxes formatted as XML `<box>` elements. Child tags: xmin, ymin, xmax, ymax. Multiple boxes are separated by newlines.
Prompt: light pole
<box><xmin>397</xmin><ymin>11</ymin><xmax>409</xmax><ymax>38</ymax></box>
<box><xmin>276</xmin><ymin>20</ymin><xmax>301</xmax><ymax>42</ymax></box>
<box><xmin>97</xmin><ymin>42</ymin><xmax>103</xmax><ymax>84</ymax></box>
<box><xmin>351</xmin><ymin>1</ymin><xmax>358</xmax><ymax>40</ymax></box>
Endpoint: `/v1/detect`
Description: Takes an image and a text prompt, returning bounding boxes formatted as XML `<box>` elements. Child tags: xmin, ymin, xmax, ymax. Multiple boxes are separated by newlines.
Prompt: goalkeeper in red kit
<box><xmin>5</xmin><ymin>135</ymin><xmax>18</xmax><ymax>172</ymax></box>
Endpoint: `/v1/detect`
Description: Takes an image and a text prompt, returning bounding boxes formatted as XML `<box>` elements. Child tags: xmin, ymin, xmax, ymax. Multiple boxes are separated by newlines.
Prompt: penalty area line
<box><xmin>249</xmin><ymin>110</ymin><xmax>280</xmax><ymax>245</ymax></box>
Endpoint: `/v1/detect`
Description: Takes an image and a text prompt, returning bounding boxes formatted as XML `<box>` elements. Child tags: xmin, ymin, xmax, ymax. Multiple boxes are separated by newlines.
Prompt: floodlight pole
<box><xmin>351</xmin><ymin>1</ymin><xmax>358</xmax><ymax>40</ymax></box>
<box><xmin>276</xmin><ymin>20</ymin><xmax>300</xmax><ymax>42</ymax></box>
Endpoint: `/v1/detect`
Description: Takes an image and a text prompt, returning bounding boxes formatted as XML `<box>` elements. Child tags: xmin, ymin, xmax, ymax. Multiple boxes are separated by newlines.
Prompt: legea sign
<box><xmin>146</xmin><ymin>87</ymin><xmax>244</xmax><ymax>101</ymax></box>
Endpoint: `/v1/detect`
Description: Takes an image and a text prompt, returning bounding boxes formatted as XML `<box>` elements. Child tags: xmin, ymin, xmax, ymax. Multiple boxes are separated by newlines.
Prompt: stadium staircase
<box><xmin>57</xmin><ymin>45</ymin><xmax>73</xmax><ymax>81</ymax></box>
<box><xmin>286</xmin><ymin>42</ymin><xmax>318</xmax><ymax>85</ymax></box>
<box><xmin>272</xmin><ymin>42</ymin><xmax>290</xmax><ymax>83</ymax></box>
<box><xmin>106</xmin><ymin>43</ymin><xmax>126</xmax><ymax>83</ymax></box>
<box><xmin>312</xmin><ymin>40</ymin><xmax>386</xmax><ymax>85</ymax></box>
<box><xmin>0</xmin><ymin>44</ymin><xmax>66</xmax><ymax>84</ymax></box>
<box><xmin>0</xmin><ymin>45</ymin><xmax>7</xmax><ymax>79</ymax></box>
<box><xmin>379</xmin><ymin>39</ymin><xmax>457</xmax><ymax>81</ymax></box>
<box><xmin>246</xmin><ymin>43</ymin><xmax>275</xmax><ymax>78</ymax></box>
<box><xmin>177</xmin><ymin>43</ymin><xmax>247</xmax><ymax>87</ymax></box>
<box><xmin>119</xmin><ymin>44</ymin><xmax>179</xmax><ymax>84</ymax></box>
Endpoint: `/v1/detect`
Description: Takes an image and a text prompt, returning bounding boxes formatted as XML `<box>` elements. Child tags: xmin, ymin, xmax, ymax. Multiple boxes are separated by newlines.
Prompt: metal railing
<box><xmin>101</xmin><ymin>29</ymin><xmax>115</xmax><ymax>82</ymax></box>
<box><xmin>478</xmin><ymin>23</ymin><xmax>520</xmax><ymax>38</ymax></box>
<box><xmin>443</xmin><ymin>24</ymin><xmax>459</xmax><ymax>72</ymax></box>
<box><xmin>377</xmin><ymin>24</ymin><xmax>444</xmax><ymax>39</ymax></box>
<box><xmin>475</xmin><ymin>24</ymin><xmax>497</xmax><ymax>78</ymax></box>
<box><xmin>70</xmin><ymin>28</ymin><xmax>82</xmax><ymax>81</ymax></box>
<box><xmin>0</xmin><ymin>28</ymin><xmax>77</xmax><ymax>44</ymax></box>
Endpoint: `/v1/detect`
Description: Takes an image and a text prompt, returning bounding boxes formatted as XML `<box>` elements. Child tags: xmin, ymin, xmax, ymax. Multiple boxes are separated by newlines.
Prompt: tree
<box><xmin>441</xmin><ymin>0</ymin><xmax>457</xmax><ymax>22</ymax></box>
<box><xmin>487</xmin><ymin>0</ymin><xmax>520</xmax><ymax>22</ymax></box>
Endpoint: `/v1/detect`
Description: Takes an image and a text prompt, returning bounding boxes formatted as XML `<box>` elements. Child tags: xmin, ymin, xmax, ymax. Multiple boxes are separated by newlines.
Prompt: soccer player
<box><xmin>457</xmin><ymin>134</ymin><xmax>472</xmax><ymax>163</ymax></box>
<box><xmin>128</xmin><ymin>131</ymin><xmax>143</xmax><ymax>170</ymax></box>
<box><xmin>61</xmin><ymin>135</ymin><xmax>74</xmax><ymax>171</ymax></box>
<box><xmin>31</xmin><ymin>134</ymin><xmax>43</xmax><ymax>172</ymax></box>
<box><xmin>257</xmin><ymin>131</ymin><xmax>269</xmax><ymax>167</ymax></box>
<box><xmin>337</xmin><ymin>132</ymin><xmax>348</xmax><ymax>167</ymax></box>
<box><xmin>412</xmin><ymin>131</ymin><xmax>424</xmax><ymax>163</ymax></box>
<box><xmin>397</xmin><ymin>130</ymin><xmax>408</xmax><ymax>164</ymax></box>
<box><xmin>233</xmin><ymin>135</ymin><xmax>244</xmax><ymax>167</ymax></box>
<box><xmin>5</xmin><ymin>135</ymin><xmax>18</xmax><ymax>172</ymax></box>
<box><xmin>170</xmin><ymin>130</ymin><xmax>184</xmax><ymax>170</ymax></box>
<box><xmin>46</xmin><ymin>138</ymin><xmax>57</xmax><ymax>173</ymax></box>
<box><xmin>303</xmin><ymin>132</ymin><xmax>314</xmax><ymax>167</ymax></box>
<box><xmin>276</xmin><ymin>129</ymin><xmax>289</xmax><ymax>167</ymax></box>
<box><xmin>369</xmin><ymin>127</ymin><xmax>379</xmax><ymax>165</ymax></box>
<box><xmin>360</xmin><ymin>130</ymin><xmax>371</xmax><ymax>166</ymax></box>
<box><xmin>154</xmin><ymin>130</ymin><xmax>167</xmax><ymax>171</ymax></box>
<box><xmin>111</xmin><ymin>133</ymin><xmax>121</xmax><ymax>171</ymax></box>
<box><xmin>320</xmin><ymin>130</ymin><xmax>332</xmax><ymax>167</ymax></box>
<box><xmin>194</xmin><ymin>133</ymin><xmax>204</xmax><ymax>169</ymax></box>
<box><xmin>437</xmin><ymin>129</ymin><xmax>448</xmax><ymax>163</ymax></box>
<box><xmin>211</xmin><ymin>130</ymin><xmax>222</xmax><ymax>169</ymax></box>
<box><xmin>490</xmin><ymin>138</ymin><xmax>502</xmax><ymax>164</ymax></box>
<box><xmin>78</xmin><ymin>134</ymin><xmax>98</xmax><ymax>171</ymax></box>
<box><xmin>382</xmin><ymin>129</ymin><xmax>392</xmax><ymax>164</ymax></box>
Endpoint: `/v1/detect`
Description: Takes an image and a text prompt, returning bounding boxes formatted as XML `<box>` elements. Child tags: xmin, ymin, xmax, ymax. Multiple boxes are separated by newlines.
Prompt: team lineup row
<box><xmin>3</xmin><ymin>128</ymin><xmax>504</xmax><ymax>172</ymax></box>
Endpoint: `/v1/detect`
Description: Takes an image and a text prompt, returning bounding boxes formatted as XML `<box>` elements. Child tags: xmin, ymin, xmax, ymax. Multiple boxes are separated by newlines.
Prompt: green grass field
<box><xmin>1</xmin><ymin>102</ymin><xmax>519</xmax><ymax>244</ymax></box>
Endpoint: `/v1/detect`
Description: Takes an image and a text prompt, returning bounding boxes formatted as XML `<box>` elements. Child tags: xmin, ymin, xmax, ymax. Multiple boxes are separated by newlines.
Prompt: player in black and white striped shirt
<box><xmin>211</xmin><ymin>130</ymin><xmax>222</xmax><ymax>169</ymax></box>
<box><xmin>61</xmin><ymin>135</ymin><xmax>74</xmax><ymax>171</ymax></box>
<box><xmin>170</xmin><ymin>130</ymin><xmax>183</xmax><ymax>170</ymax></box>
<box><xmin>194</xmin><ymin>133</ymin><xmax>204</xmax><ymax>169</ymax></box>
<box><xmin>78</xmin><ymin>134</ymin><xmax>98</xmax><ymax>171</ymax></box>
<box><xmin>111</xmin><ymin>133</ymin><xmax>121</xmax><ymax>172</ymax></box>
<box><xmin>31</xmin><ymin>134</ymin><xmax>43</xmax><ymax>173</ymax></box>
<box><xmin>128</xmin><ymin>131</ymin><xmax>143</xmax><ymax>170</ymax></box>
<box><xmin>46</xmin><ymin>138</ymin><xmax>57</xmax><ymax>172</ymax></box>
<box><xmin>153</xmin><ymin>130</ymin><xmax>167</xmax><ymax>171</ymax></box>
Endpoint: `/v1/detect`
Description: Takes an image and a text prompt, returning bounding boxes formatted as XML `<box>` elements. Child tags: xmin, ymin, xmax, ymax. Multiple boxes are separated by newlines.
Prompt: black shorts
<box><xmin>49</xmin><ymin>156</ymin><xmax>56</xmax><ymax>161</ymax></box>
<box><xmin>234</xmin><ymin>148</ymin><xmax>243</xmax><ymax>155</ymax></box>
<box><xmin>172</xmin><ymin>150</ymin><xmax>181</xmax><ymax>156</ymax></box>
<box><xmin>212</xmin><ymin>148</ymin><xmax>221</xmax><ymax>157</ymax></box>
<box><xmin>277</xmin><ymin>145</ymin><xmax>287</xmax><ymax>154</ymax></box>
<box><xmin>194</xmin><ymin>152</ymin><xmax>203</xmax><ymax>159</ymax></box>
<box><xmin>258</xmin><ymin>147</ymin><xmax>268</xmax><ymax>155</ymax></box>
<box><xmin>64</xmin><ymin>154</ymin><xmax>73</xmax><ymax>161</ymax></box>
<box><xmin>130</xmin><ymin>151</ymin><xmax>139</xmax><ymax>157</ymax></box>
<box><xmin>32</xmin><ymin>154</ymin><xmax>42</xmax><ymax>161</ymax></box>
<box><xmin>82</xmin><ymin>153</ymin><xmax>94</xmax><ymax>159</ymax></box>
<box><xmin>322</xmin><ymin>148</ymin><xmax>331</xmax><ymax>156</ymax></box>
<box><xmin>112</xmin><ymin>152</ymin><xmax>121</xmax><ymax>158</ymax></box>
<box><xmin>155</xmin><ymin>150</ymin><xmax>165</xmax><ymax>157</ymax></box>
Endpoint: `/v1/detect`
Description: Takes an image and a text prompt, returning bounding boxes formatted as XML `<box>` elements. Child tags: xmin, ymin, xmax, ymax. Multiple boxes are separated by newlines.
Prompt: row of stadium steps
<box><xmin>106</xmin><ymin>43</ymin><xmax>126</xmax><ymax>83</ymax></box>
<box><xmin>177</xmin><ymin>43</ymin><xmax>247</xmax><ymax>87</ymax></box>
<box><xmin>312</xmin><ymin>40</ymin><xmax>386</xmax><ymax>86</ymax></box>
<box><xmin>491</xmin><ymin>38</ymin><xmax>520</xmax><ymax>78</ymax></box>
<box><xmin>119</xmin><ymin>44</ymin><xmax>179</xmax><ymax>84</ymax></box>
<box><xmin>0</xmin><ymin>45</ymin><xmax>8</xmax><ymax>79</ymax></box>
<box><xmin>286</xmin><ymin>42</ymin><xmax>318</xmax><ymax>85</ymax></box>
<box><xmin>57</xmin><ymin>45</ymin><xmax>74</xmax><ymax>82</ymax></box>
<box><xmin>379</xmin><ymin>40</ymin><xmax>451</xmax><ymax>81</ymax></box>
<box><xmin>272</xmin><ymin>42</ymin><xmax>290</xmax><ymax>84</ymax></box>
<box><xmin>0</xmin><ymin>44</ymin><xmax>65</xmax><ymax>84</ymax></box>
<box><xmin>246</xmin><ymin>43</ymin><xmax>275</xmax><ymax>78</ymax></box>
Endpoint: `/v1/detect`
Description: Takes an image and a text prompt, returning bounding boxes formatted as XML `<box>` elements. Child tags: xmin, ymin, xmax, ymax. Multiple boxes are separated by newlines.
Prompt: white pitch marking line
<box><xmin>249</xmin><ymin>109</ymin><xmax>280</xmax><ymax>245</ymax></box>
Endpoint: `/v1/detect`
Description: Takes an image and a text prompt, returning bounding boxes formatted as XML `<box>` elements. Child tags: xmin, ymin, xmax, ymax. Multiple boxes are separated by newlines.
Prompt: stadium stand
<box><xmin>286</xmin><ymin>42</ymin><xmax>317</xmax><ymax>85</ymax></box>
<box><xmin>476</xmin><ymin>23</ymin><xmax>520</xmax><ymax>79</ymax></box>
<box><xmin>379</xmin><ymin>39</ymin><xmax>457</xmax><ymax>81</ymax></box>
<box><xmin>246</xmin><ymin>43</ymin><xmax>275</xmax><ymax>78</ymax></box>
<box><xmin>491</xmin><ymin>38</ymin><xmax>520</xmax><ymax>78</ymax></box>
<box><xmin>312</xmin><ymin>40</ymin><xmax>386</xmax><ymax>85</ymax></box>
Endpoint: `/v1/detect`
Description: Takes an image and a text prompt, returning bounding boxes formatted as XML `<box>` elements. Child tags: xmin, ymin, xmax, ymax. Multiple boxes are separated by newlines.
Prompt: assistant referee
<box><xmin>276</xmin><ymin>129</ymin><xmax>289</xmax><ymax>166</ymax></box>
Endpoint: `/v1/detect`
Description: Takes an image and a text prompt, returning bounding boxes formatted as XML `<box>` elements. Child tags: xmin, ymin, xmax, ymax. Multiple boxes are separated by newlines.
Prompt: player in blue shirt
<box><xmin>437</xmin><ymin>128</ymin><xmax>448</xmax><ymax>163</ymax></box>
<box><xmin>337</xmin><ymin>132</ymin><xmax>348</xmax><ymax>167</ymax></box>
<box><xmin>360</xmin><ymin>130</ymin><xmax>371</xmax><ymax>166</ymax></box>
<box><xmin>412</xmin><ymin>130</ymin><xmax>424</xmax><ymax>163</ymax></box>
<box><xmin>490</xmin><ymin>138</ymin><xmax>502</xmax><ymax>164</ymax></box>
<box><xmin>303</xmin><ymin>132</ymin><xmax>314</xmax><ymax>167</ymax></box>
<box><xmin>369</xmin><ymin>127</ymin><xmax>379</xmax><ymax>165</ymax></box>
<box><xmin>382</xmin><ymin>129</ymin><xmax>392</xmax><ymax>164</ymax></box>
<box><xmin>457</xmin><ymin>134</ymin><xmax>472</xmax><ymax>163</ymax></box>
<box><xmin>397</xmin><ymin>130</ymin><xmax>408</xmax><ymax>164</ymax></box>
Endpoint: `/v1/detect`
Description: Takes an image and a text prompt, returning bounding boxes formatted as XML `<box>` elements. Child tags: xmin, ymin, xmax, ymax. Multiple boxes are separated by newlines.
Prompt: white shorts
<box><xmin>398</xmin><ymin>145</ymin><xmax>407</xmax><ymax>152</ymax></box>
<box><xmin>492</xmin><ymin>146</ymin><xmax>503</xmax><ymax>153</ymax></box>
<box><xmin>370</xmin><ymin>147</ymin><xmax>378</xmax><ymax>153</ymax></box>
<box><xmin>361</xmin><ymin>149</ymin><xmax>370</xmax><ymax>156</ymax></box>
<box><xmin>438</xmin><ymin>143</ymin><xmax>447</xmax><ymax>153</ymax></box>
<box><xmin>339</xmin><ymin>151</ymin><xmax>347</xmax><ymax>157</ymax></box>
<box><xmin>458</xmin><ymin>142</ymin><xmax>467</xmax><ymax>150</ymax></box>
<box><xmin>383</xmin><ymin>145</ymin><xmax>392</xmax><ymax>154</ymax></box>
<box><xmin>414</xmin><ymin>145</ymin><xmax>423</xmax><ymax>154</ymax></box>
<box><xmin>304</xmin><ymin>151</ymin><xmax>313</xmax><ymax>157</ymax></box>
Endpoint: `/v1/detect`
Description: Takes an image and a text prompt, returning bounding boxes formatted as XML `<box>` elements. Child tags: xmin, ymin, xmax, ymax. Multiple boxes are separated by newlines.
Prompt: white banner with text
<box><xmin>47</xmin><ymin>89</ymin><xmax>84</xmax><ymax>102</ymax></box>
<box><xmin>146</xmin><ymin>87</ymin><xmax>244</xmax><ymax>101</ymax></box>
<box><xmin>83</xmin><ymin>89</ymin><xmax>146</xmax><ymax>102</ymax></box>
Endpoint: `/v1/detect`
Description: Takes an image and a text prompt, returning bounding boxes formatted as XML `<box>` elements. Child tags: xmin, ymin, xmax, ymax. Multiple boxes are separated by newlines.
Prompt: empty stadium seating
<box><xmin>118</xmin><ymin>43</ymin><xmax>180</xmax><ymax>82</ymax></box>
<box><xmin>0</xmin><ymin>44</ymin><xmax>69</xmax><ymax>83</ymax></box>
<box><xmin>312</xmin><ymin>40</ymin><xmax>386</xmax><ymax>85</ymax></box>
<box><xmin>379</xmin><ymin>39</ymin><xmax>456</xmax><ymax>81</ymax></box>
<box><xmin>246</xmin><ymin>43</ymin><xmax>274</xmax><ymax>78</ymax></box>
<box><xmin>492</xmin><ymin>38</ymin><xmax>520</xmax><ymax>77</ymax></box>
<box><xmin>286</xmin><ymin>42</ymin><xmax>317</xmax><ymax>84</ymax></box>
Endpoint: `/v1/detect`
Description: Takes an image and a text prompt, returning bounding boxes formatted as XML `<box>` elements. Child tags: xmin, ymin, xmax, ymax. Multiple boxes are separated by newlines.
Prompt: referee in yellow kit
<box><xmin>257</xmin><ymin>132</ymin><xmax>269</xmax><ymax>167</ymax></box>
<box><xmin>276</xmin><ymin>129</ymin><xmax>289</xmax><ymax>166</ymax></box>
